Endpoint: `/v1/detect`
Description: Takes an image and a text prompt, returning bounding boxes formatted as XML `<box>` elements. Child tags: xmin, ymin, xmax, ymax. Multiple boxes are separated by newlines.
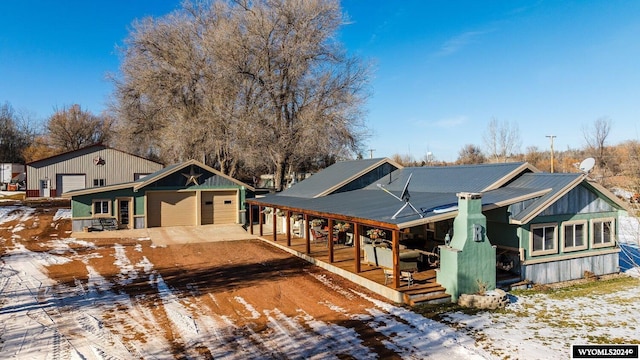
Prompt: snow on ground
<box><xmin>1</xmin><ymin>208</ymin><xmax>640</xmax><ymax>359</ymax></box>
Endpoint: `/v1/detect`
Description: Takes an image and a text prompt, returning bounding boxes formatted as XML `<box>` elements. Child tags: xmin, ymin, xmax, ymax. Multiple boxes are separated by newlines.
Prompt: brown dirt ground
<box><xmin>1</xmin><ymin>201</ymin><xmax>404</xmax><ymax>359</ymax></box>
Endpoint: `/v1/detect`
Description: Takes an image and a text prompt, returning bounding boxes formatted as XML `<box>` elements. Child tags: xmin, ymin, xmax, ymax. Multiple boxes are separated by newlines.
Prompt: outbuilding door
<box><xmin>200</xmin><ymin>190</ymin><xmax>237</xmax><ymax>225</ymax></box>
<box><xmin>58</xmin><ymin>174</ymin><xmax>86</xmax><ymax>196</ymax></box>
<box><xmin>147</xmin><ymin>191</ymin><xmax>197</xmax><ymax>227</ymax></box>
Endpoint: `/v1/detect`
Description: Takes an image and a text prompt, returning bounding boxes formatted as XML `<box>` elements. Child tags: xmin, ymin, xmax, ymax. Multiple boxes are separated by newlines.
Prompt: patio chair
<box><xmin>344</xmin><ymin>233</ymin><xmax>354</xmax><ymax>246</ymax></box>
<box><xmin>383</xmin><ymin>268</ymin><xmax>414</xmax><ymax>287</ymax></box>
<box><xmin>310</xmin><ymin>228</ymin><xmax>328</xmax><ymax>246</ymax></box>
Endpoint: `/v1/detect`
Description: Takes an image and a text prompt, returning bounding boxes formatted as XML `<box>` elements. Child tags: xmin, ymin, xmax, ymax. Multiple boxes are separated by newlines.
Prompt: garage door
<box><xmin>147</xmin><ymin>191</ymin><xmax>196</xmax><ymax>227</ymax></box>
<box><xmin>58</xmin><ymin>174</ymin><xmax>86</xmax><ymax>196</ymax></box>
<box><xmin>200</xmin><ymin>191</ymin><xmax>237</xmax><ymax>225</ymax></box>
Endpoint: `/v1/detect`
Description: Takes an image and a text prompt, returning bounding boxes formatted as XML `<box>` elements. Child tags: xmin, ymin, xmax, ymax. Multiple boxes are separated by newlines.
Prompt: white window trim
<box><xmin>590</xmin><ymin>218</ymin><xmax>616</xmax><ymax>249</ymax></box>
<box><xmin>529</xmin><ymin>222</ymin><xmax>558</xmax><ymax>256</ymax></box>
<box><xmin>92</xmin><ymin>199</ymin><xmax>111</xmax><ymax>217</ymax></box>
<box><xmin>561</xmin><ymin>220</ymin><xmax>588</xmax><ymax>252</ymax></box>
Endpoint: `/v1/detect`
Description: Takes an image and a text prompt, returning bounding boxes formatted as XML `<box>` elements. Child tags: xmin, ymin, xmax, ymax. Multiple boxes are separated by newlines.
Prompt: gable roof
<box><xmin>364</xmin><ymin>162</ymin><xmax>537</xmax><ymax>193</ymax></box>
<box><xmin>62</xmin><ymin>159</ymin><xmax>254</xmax><ymax>197</ymax></box>
<box><xmin>250</xmin><ymin>158</ymin><xmax>626</xmax><ymax>229</ymax></box>
<box><xmin>279</xmin><ymin>157</ymin><xmax>402</xmax><ymax>198</ymax></box>
<box><xmin>26</xmin><ymin>143</ymin><xmax>162</xmax><ymax>167</ymax></box>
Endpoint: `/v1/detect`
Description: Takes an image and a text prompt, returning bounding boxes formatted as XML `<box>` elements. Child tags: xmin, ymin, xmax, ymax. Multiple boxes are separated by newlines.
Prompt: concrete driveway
<box><xmin>72</xmin><ymin>224</ymin><xmax>258</xmax><ymax>246</ymax></box>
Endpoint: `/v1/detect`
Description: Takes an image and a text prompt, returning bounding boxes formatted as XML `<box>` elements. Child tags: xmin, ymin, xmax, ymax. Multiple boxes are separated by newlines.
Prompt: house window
<box><xmin>530</xmin><ymin>223</ymin><xmax>557</xmax><ymax>256</ymax></box>
<box><xmin>591</xmin><ymin>218</ymin><xmax>615</xmax><ymax>248</ymax></box>
<box><xmin>93</xmin><ymin>179</ymin><xmax>106</xmax><ymax>187</ymax></box>
<box><xmin>93</xmin><ymin>200</ymin><xmax>110</xmax><ymax>217</ymax></box>
<box><xmin>562</xmin><ymin>221</ymin><xmax>587</xmax><ymax>252</ymax></box>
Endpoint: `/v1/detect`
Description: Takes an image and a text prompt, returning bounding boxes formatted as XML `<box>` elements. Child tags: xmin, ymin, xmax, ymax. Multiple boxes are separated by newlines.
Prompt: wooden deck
<box><xmin>254</xmin><ymin>228</ymin><xmax>450</xmax><ymax>305</ymax></box>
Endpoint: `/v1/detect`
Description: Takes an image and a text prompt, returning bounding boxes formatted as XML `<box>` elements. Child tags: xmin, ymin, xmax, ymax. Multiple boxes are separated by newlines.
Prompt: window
<box><xmin>591</xmin><ymin>218</ymin><xmax>615</xmax><ymax>248</ymax></box>
<box><xmin>93</xmin><ymin>179</ymin><xmax>106</xmax><ymax>187</ymax></box>
<box><xmin>93</xmin><ymin>200</ymin><xmax>110</xmax><ymax>216</ymax></box>
<box><xmin>530</xmin><ymin>223</ymin><xmax>557</xmax><ymax>256</ymax></box>
<box><xmin>562</xmin><ymin>221</ymin><xmax>587</xmax><ymax>252</ymax></box>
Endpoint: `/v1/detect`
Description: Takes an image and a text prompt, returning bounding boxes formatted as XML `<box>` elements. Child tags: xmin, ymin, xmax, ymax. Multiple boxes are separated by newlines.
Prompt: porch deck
<box><xmin>253</xmin><ymin>227</ymin><xmax>450</xmax><ymax>305</ymax></box>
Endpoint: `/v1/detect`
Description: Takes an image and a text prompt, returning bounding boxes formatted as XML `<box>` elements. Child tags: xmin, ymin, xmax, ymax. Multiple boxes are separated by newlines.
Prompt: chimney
<box><xmin>436</xmin><ymin>192</ymin><xmax>496</xmax><ymax>301</ymax></box>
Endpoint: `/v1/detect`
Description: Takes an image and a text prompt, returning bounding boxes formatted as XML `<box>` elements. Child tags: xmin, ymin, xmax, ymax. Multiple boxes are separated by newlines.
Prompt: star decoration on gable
<box><xmin>182</xmin><ymin>166</ymin><xmax>202</xmax><ymax>186</ymax></box>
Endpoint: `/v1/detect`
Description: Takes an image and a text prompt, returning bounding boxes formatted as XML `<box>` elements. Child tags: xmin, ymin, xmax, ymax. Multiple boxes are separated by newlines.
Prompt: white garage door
<box><xmin>59</xmin><ymin>174</ymin><xmax>86</xmax><ymax>196</ymax></box>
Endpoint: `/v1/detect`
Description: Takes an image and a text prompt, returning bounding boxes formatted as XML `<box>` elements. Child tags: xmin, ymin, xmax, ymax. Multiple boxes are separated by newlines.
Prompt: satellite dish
<box><xmin>377</xmin><ymin>173</ymin><xmax>424</xmax><ymax>219</ymax></box>
<box><xmin>578</xmin><ymin>158</ymin><xmax>595</xmax><ymax>173</ymax></box>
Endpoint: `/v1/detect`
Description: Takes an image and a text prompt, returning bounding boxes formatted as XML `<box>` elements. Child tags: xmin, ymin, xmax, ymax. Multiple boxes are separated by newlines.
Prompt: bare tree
<box><xmin>483</xmin><ymin>118</ymin><xmax>521</xmax><ymax>163</ymax></box>
<box><xmin>112</xmin><ymin>0</ymin><xmax>370</xmax><ymax>190</ymax></box>
<box><xmin>456</xmin><ymin>144</ymin><xmax>486</xmax><ymax>164</ymax></box>
<box><xmin>46</xmin><ymin>104</ymin><xmax>113</xmax><ymax>151</ymax></box>
<box><xmin>0</xmin><ymin>102</ymin><xmax>35</xmax><ymax>163</ymax></box>
<box><xmin>583</xmin><ymin>117</ymin><xmax>612</xmax><ymax>169</ymax></box>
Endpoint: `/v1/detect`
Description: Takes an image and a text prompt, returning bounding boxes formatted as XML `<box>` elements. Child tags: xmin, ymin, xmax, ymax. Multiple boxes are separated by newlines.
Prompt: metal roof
<box><xmin>249</xmin><ymin>159</ymin><xmax>625</xmax><ymax>229</ymax></box>
<box><xmin>255</xmin><ymin>186</ymin><xmax>547</xmax><ymax>228</ymax></box>
<box><xmin>252</xmin><ymin>160</ymin><xmax>544</xmax><ymax>228</ymax></box>
<box><xmin>505</xmin><ymin>172</ymin><xmax>585</xmax><ymax>223</ymax></box>
<box><xmin>364</xmin><ymin>162</ymin><xmax>534</xmax><ymax>193</ymax></box>
<box><xmin>279</xmin><ymin>157</ymin><xmax>401</xmax><ymax>198</ymax></box>
<box><xmin>62</xmin><ymin>159</ymin><xmax>254</xmax><ymax>197</ymax></box>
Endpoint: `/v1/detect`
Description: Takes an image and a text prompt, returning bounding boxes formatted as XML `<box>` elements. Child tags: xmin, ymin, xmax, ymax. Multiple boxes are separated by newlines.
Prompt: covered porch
<box><xmin>246</xmin><ymin>201</ymin><xmax>452</xmax><ymax>305</ymax></box>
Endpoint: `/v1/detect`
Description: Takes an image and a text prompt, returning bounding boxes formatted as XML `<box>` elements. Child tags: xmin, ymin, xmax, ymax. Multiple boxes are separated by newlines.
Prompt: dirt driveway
<box><xmin>0</xmin><ymin>203</ymin><xmax>487</xmax><ymax>359</ymax></box>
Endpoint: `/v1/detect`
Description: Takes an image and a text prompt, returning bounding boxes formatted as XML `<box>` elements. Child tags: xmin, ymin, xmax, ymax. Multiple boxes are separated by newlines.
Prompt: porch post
<box><xmin>328</xmin><ymin>218</ymin><xmax>334</xmax><ymax>263</ymax></box>
<box><xmin>354</xmin><ymin>223</ymin><xmax>361</xmax><ymax>273</ymax></box>
<box><xmin>392</xmin><ymin>229</ymin><xmax>400</xmax><ymax>288</ymax></box>
<box><xmin>286</xmin><ymin>211</ymin><xmax>291</xmax><ymax>246</ymax></box>
<box><xmin>272</xmin><ymin>210</ymin><xmax>277</xmax><ymax>242</ymax></box>
<box><xmin>304</xmin><ymin>214</ymin><xmax>311</xmax><ymax>254</ymax></box>
<box><xmin>248</xmin><ymin>203</ymin><xmax>254</xmax><ymax>234</ymax></box>
<box><xmin>259</xmin><ymin>206</ymin><xmax>263</xmax><ymax>236</ymax></box>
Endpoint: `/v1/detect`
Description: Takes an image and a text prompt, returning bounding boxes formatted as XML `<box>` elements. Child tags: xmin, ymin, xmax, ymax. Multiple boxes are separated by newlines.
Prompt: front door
<box><xmin>40</xmin><ymin>179</ymin><xmax>50</xmax><ymax>197</ymax></box>
<box><xmin>117</xmin><ymin>198</ymin><xmax>132</xmax><ymax>229</ymax></box>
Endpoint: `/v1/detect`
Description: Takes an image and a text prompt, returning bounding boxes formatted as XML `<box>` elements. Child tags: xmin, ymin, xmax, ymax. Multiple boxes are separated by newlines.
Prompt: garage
<box><xmin>58</xmin><ymin>174</ymin><xmax>86</xmax><ymax>196</ymax></box>
<box><xmin>147</xmin><ymin>191</ymin><xmax>197</xmax><ymax>227</ymax></box>
<box><xmin>200</xmin><ymin>190</ymin><xmax>238</xmax><ymax>225</ymax></box>
<box><xmin>64</xmin><ymin>160</ymin><xmax>254</xmax><ymax>231</ymax></box>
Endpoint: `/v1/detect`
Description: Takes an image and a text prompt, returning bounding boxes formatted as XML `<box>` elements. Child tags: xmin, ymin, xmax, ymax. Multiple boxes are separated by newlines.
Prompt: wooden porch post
<box><xmin>304</xmin><ymin>214</ymin><xmax>311</xmax><ymax>254</ymax></box>
<box><xmin>354</xmin><ymin>223</ymin><xmax>361</xmax><ymax>273</ymax></box>
<box><xmin>272</xmin><ymin>210</ymin><xmax>277</xmax><ymax>242</ymax></box>
<box><xmin>392</xmin><ymin>229</ymin><xmax>400</xmax><ymax>288</ymax></box>
<box><xmin>328</xmin><ymin>218</ymin><xmax>334</xmax><ymax>263</ymax></box>
<box><xmin>248</xmin><ymin>203</ymin><xmax>253</xmax><ymax>234</ymax></box>
<box><xmin>286</xmin><ymin>211</ymin><xmax>291</xmax><ymax>246</ymax></box>
<box><xmin>259</xmin><ymin>206</ymin><xmax>263</xmax><ymax>236</ymax></box>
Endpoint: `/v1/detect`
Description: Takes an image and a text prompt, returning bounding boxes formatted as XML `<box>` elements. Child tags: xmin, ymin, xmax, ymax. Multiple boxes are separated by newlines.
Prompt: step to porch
<box><xmin>399</xmin><ymin>282</ymin><xmax>451</xmax><ymax>306</ymax></box>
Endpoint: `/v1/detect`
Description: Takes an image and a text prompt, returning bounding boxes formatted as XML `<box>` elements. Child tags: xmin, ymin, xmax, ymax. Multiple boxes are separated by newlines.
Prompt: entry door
<box><xmin>117</xmin><ymin>198</ymin><xmax>132</xmax><ymax>229</ymax></box>
<box><xmin>40</xmin><ymin>179</ymin><xmax>51</xmax><ymax>197</ymax></box>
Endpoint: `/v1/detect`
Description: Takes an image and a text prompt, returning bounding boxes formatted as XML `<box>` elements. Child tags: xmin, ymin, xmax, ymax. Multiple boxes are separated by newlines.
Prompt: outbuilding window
<box><xmin>530</xmin><ymin>223</ymin><xmax>557</xmax><ymax>256</ymax></box>
<box><xmin>93</xmin><ymin>200</ymin><xmax>110</xmax><ymax>217</ymax></box>
<box><xmin>591</xmin><ymin>218</ymin><xmax>615</xmax><ymax>248</ymax></box>
<box><xmin>562</xmin><ymin>221</ymin><xmax>587</xmax><ymax>252</ymax></box>
<box><xmin>93</xmin><ymin>179</ymin><xmax>106</xmax><ymax>187</ymax></box>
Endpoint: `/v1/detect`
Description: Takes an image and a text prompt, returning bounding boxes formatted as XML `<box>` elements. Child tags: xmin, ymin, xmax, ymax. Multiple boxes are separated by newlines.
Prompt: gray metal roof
<box><xmin>365</xmin><ymin>162</ymin><xmax>532</xmax><ymax>193</ymax></box>
<box><xmin>256</xmin><ymin>186</ymin><xmax>545</xmax><ymax>227</ymax></box>
<box><xmin>253</xmin><ymin>160</ymin><xmax>542</xmax><ymax>227</ymax></box>
<box><xmin>504</xmin><ymin>172</ymin><xmax>584</xmax><ymax>222</ymax></box>
<box><xmin>279</xmin><ymin>158</ymin><xmax>399</xmax><ymax>198</ymax></box>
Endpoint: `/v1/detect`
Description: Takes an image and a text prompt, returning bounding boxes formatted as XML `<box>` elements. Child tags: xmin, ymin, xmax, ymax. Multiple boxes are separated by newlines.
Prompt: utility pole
<box><xmin>546</xmin><ymin>135</ymin><xmax>556</xmax><ymax>173</ymax></box>
<box><xmin>368</xmin><ymin>149</ymin><xmax>375</xmax><ymax>159</ymax></box>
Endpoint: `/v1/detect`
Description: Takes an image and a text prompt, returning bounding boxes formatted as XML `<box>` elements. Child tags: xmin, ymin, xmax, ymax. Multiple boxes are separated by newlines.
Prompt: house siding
<box><xmin>27</xmin><ymin>146</ymin><xmax>162</xmax><ymax>197</ymax></box>
<box><xmin>522</xmin><ymin>252</ymin><xmax>619</xmax><ymax>284</ymax></box>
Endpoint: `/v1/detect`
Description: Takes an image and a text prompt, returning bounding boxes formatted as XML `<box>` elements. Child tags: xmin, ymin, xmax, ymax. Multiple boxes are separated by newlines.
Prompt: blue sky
<box><xmin>2</xmin><ymin>1</ymin><xmax>639</xmax><ymax>162</ymax></box>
